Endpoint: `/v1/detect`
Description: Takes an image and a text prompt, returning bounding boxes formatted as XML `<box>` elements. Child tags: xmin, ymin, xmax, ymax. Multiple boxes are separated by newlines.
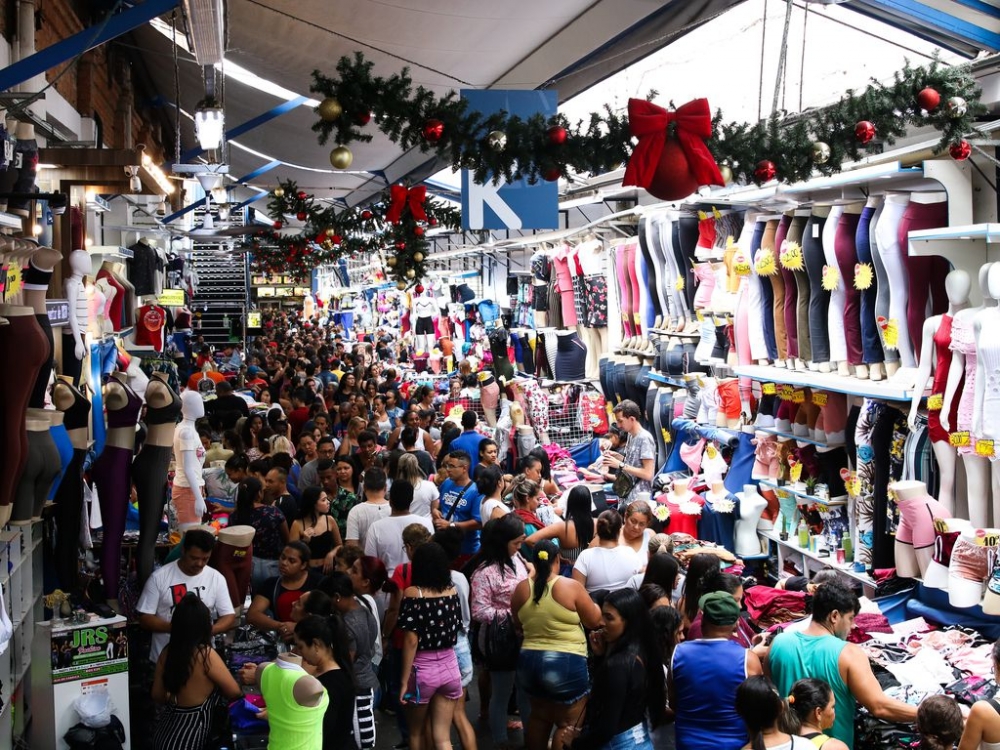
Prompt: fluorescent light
<box><xmin>86</xmin><ymin>195</ymin><xmax>110</xmax><ymax>213</ymax></box>
<box><xmin>194</xmin><ymin>103</ymin><xmax>225</xmax><ymax>151</ymax></box>
<box><xmin>181</xmin><ymin>0</ymin><xmax>224</xmax><ymax>65</ymax></box>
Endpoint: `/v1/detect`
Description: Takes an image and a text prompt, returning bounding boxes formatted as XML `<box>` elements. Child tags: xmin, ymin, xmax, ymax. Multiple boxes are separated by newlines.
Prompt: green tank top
<box><xmin>770</xmin><ymin>632</ymin><xmax>853</xmax><ymax>747</ymax></box>
<box><xmin>261</xmin><ymin>662</ymin><xmax>330</xmax><ymax>750</ymax></box>
<box><xmin>517</xmin><ymin>578</ymin><xmax>588</xmax><ymax>657</ymax></box>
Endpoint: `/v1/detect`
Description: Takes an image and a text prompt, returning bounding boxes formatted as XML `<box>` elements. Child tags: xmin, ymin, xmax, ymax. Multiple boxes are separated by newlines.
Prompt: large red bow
<box><xmin>386</xmin><ymin>184</ymin><xmax>428</xmax><ymax>224</ymax></box>
<box><xmin>622</xmin><ymin>98</ymin><xmax>723</xmax><ymax>190</ymax></box>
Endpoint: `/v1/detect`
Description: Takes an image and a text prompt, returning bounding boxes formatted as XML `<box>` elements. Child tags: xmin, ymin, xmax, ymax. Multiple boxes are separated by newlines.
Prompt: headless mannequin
<box><xmin>64</xmin><ymin>248</ymin><xmax>91</xmax><ymax>363</ymax></box>
<box><xmin>10</xmin><ymin>414</ymin><xmax>58</xmax><ymax>524</ymax></box>
<box><xmin>908</xmin><ymin>270</ymin><xmax>970</xmax><ymax>514</ymax></box>
<box><xmin>212</xmin><ymin>525</ymin><xmax>256</xmax><ymax>618</ymax></box>
<box><xmin>941</xmin><ymin>263</ymin><xmax>996</xmax><ymax>525</ymax></box>
<box><xmin>948</xmin><ymin>527</ymin><xmax>1000</xmax><ymax>608</ymax></box>
<box><xmin>891</xmin><ymin>480</ymin><xmax>951</xmax><ymax>579</ymax></box>
<box><xmin>173</xmin><ymin>391</ymin><xmax>207</xmax><ymax>531</ymax></box>
<box><xmin>23</xmin><ymin>243</ymin><xmax>62</xmax><ymax>407</ymax></box>
<box><xmin>664</xmin><ymin>478</ymin><xmax>703</xmax><ymax>536</ymax></box>
<box><xmin>271</xmin><ymin>653</ymin><xmax>324</xmax><ymax>704</ymax></box>
<box><xmin>412</xmin><ymin>292</ymin><xmax>437</xmax><ymax>354</ymax></box>
<box><xmin>134</xmin><ymin>372</ymin><xmax>180</xmax><ymax>586</ymax></box>
<box><xmin>52</xmin><ymin>378</ymin><xmax>90</xmax><ymax>588</ymax></box>
<box><xmin>735</xmin><ymin>483</ymin><xmax>768</xmax><ymax>556</ymax></box>
<box><xmin>95</xmin><ymin>277</ymin><xmax>116</xmax><ymax>331</ymax></box>
<box><xmin>973</xmin><ymin>263</ymin><xmax>1000</xmax><ymax>525</ymax></box>
<box><xmin>923</xmin><ymin>517</ymin><xmax>972</xmax><ymax>590</ymax></box>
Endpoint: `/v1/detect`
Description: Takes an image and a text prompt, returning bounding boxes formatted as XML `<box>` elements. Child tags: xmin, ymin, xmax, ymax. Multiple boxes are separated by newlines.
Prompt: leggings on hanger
<box><xmin>803</xmin><ymin>212</ymin><xmax>830</xmax><ymax>363</ymax></box>
<box><xmin>660</xmin><ymin>216</ymin><xmax>689</xmax><ymax>324</ymax></box>
<box><xmin>647</xmin><ymin>217</ymin><xmax>672</xmax><ymax>323</ymax></box>
<box><xmin>856</xmin><ymin>205</ymin><xmax>885</xmax><ymax>365</ymax></box>
<box><xmin>776</xmin><ymin>215</ymin><xmax>799</xmax><ymax>359</ymax></box>
<box><xmin>874</xmin><ymin>196</ymin><xmax>914</xmax><ymax>366</ymax></box>
<box><xmin>787</xmin><ymin>215</ymin><xmax>811</xmax><ymax>362</ymax></box>
<box><xmin>677</xmin><ymin>217</ymin><xmax>700</xmax><ymax>311</ymax></box>
<box><xmin>11</xmin><ymin>427</ymin><xmax>60</xmax><ymax>523</ymax></box>
<box><xmin>133</xmin><ymin>444</ymin><xmax>172</xmax><ymax>587</ymax></box>
<box><xmin>91</xmin><ymin>445</ymin><xmax>133</xmax><ymax>601</ymax></box>
<box><xmin>0</xmin><ymin>314</ymin><xmax>48</xmax><ymax>509</ymax></box>
<box><xmin>763</xmin><ymin>219</ymin><xmax>787</xmax><ymax>359</ymax></box>
<box><xmin>638</xmin><ymin>217</ymin><xmax>663</xmax><ymax>322</ymax></box>
<box><xmin>823</xmin><ymin>206</ymin><xmax>848</xmax><ymax>364</ymax></box>
<box><xmin>636</xmin><ymin>243</ymin><xmax>655</xmax><ymax>331</ymax></box>
<box><xmin>835</xmin><ymin>211</ymin><xmax>864</xmax><ymax>366</ymax></box>
<box><xmin>52</xmin><ymin>448</ymin><xmax>85</xmax><ymax>589</ymax></box>
<box><xmin>616</xmin><ymin>245</ymin><xmax>634</xmax><ymax>337</ymax></box>
<box><xmin>868</xmin><ymin>203</ymin><xmax>899</xmax><ymax>365</ymax></box>
<box><xmin>625</xmin><ymin>242</ymin><xmax>642</xmax><ymax>335</ymax></box>
<box><xmin>899</xmin><ymin>199</ymin><xmax>950</xmax><ymax>357</ymax></box>
<box><xmin>756</xmin><ymin>229</ymin><xmax>778</xmax><ymax>360</ymax></box>
<box><xmin>747</xmin><ymin>220</ymin><xmax>769</xmax><ymax>361</ymax></box>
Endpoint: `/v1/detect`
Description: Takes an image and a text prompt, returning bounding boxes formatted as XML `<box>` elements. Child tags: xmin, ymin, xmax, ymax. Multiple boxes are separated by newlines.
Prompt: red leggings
<box><xmin>211</xmin><ymin>540</ymin><xmax>253</xmax><ymax>609</ymax></box>
<box><xmin>898</xmin><ymin>200</ymin><xmax>949</xmax><ymax>356</ymax></box>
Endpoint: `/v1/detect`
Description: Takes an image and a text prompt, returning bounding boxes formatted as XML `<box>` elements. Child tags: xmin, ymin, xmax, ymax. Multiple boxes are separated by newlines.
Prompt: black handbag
<box><xmin>612</xmin><ymin>469</ymin><xmax>636</xmax><ymax>500</ymax></box>
<box><xmin>479</xmin><ymin>613</ymin><xmax>522</xmax><ymax>671</ymax></box>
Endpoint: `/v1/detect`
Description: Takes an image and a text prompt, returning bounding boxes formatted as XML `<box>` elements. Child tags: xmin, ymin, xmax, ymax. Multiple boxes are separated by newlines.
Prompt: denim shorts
<box><xmin>516</xmin><ymin>649</ymin><xmax>590</xmax><ymax>704</ymax></box>
<box><xmin>454</xmin><ymin>632</ymin><xmax>473</xmax><ymax>687</ymax></box>
<box><xmin>606</xmin><ymin>722</ymin><xmax>653</xmax><ymax>750</ymax></box>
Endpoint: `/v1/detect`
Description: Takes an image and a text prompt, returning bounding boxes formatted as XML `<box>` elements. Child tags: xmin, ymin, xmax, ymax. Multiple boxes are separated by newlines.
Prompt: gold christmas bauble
<box><xmin>413</xmin><ymin>252</ymin><xmax>424</xmax><ymax>262</ymax></box>
<box><xmin>319</xmin><ymin>97</ymin><xmax>343</xmax><ymax>122</ymax></box>
<box><xmin>330</xmin><ymin>146</ymin><xmax>353</xmax><ymax>169</ymax></box>
<box><xmin>719</xmin><ymin>165</ymin><xmax>733</xmax><ymax>185</ymax></box>
<box><xmin>273</xmin><ymin>187</ymin><xmax>284</xmax><ymax>198</ymax></box>
<box><xmin>325</xmin><ymin>227</ymin><xmax>336</xmax><ymax>237</ymax></box>
<box><xmin>406</xmin><ymin>269</ymin><xmax>416</xmax><ymax>279</ymax></box>
<box><xmin>387</xmin><ymin>256</ymin><xmax>397</xmax><ymax>267</ymax></box>
<box><xmin>396</xmin><ymin>281</ymin><xmax>407</xmax><ymax>290</ymax></box>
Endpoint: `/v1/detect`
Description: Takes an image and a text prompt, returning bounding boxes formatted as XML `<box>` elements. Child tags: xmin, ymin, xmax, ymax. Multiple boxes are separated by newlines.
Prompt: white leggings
<box><xmin>822</xmin><ymin>205</ymin><xmax>847</xmax><ymax>363</ymax></box>
<box><xmin>873</xmin><ymin>196</ymin><xmax>915</xmax><ymax>367</ymax></box>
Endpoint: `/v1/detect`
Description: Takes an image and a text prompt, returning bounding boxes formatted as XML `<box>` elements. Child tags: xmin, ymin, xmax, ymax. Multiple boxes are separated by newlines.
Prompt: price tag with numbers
<box><xmin>779</xmin><ymin>385</ymin><xmax>795</xmax><ymax>401</ymax></box>
<box><xmin>927</xmin><ymin>394</ymin><xmax>944</xmax><ymax>411</ymax></box>
<box><xmin>762</xmin><ymin>383</ymin><xmax>777</xmax><ymax>396</ymax></box>
<box><xmin>975</xmin><ymin>528</ymin><xmax>1000</xmax><ymax>547</ymax></box>
<box><xmin>789</xmin><ymin>463</ymin><xmax>803</xmax><ymax>482</ymax></box>
<box><xmin>812</xmin><ymin>392</ymin><xmax>828</xmax><ymax>407</ymax></box>
<box><xmin>950</xmin><ymin>431</ymin><xmax>971</xmax><ymax>448</ymax></box>
<box><xmin>792</xmin><ymin>390</ymin><xmax>806</xmax><ymax>404</ymax></box>
<box><xmin>976</xmin><ymin>439</ymin><xmax>995</xmax><ymax>458</ymax></box>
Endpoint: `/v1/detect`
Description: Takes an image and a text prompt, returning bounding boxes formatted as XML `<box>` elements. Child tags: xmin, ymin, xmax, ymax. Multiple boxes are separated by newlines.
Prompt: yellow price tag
<box><xmin>762</xmin><ymin>383</ymin><xmax>777</xmax><ymax>396</ymax></box>
<box><xmin>661</xmin><ymin>428</ymin><xmax>672</xmax><ymax>445</ymax></box>
<box><xmin>949</xmin><ymin>431</ymin><xmax>971</xmax><ymax>448</ymax></box>
<box><xmin>780</xmin><ymin>242</ymin><xmax>805</xmax><ymax>271</ymax></box>
<box><xmin>446</xmin><ymin>358</ymin><xmax>454</xmax><ymax>373</ymax></box>
<box><xmin>698</xmin><ymin>210</ymin><xmax>708</xmax><ymax>221</ymax></box>
<box><xmin>4</xmin><ymin>262</ymin><xmax>21</xmax><ymax>300</ymax></box>
<box><xmin>789</xmin><ymin>463</ymin><xmax>803</xmax><ymax>482</ymax></box>
<box><xmin>812</xmin><ymin>392</ymin><xmax>828</xmax><ymax>407</ymax></box>
<box><xmin>974</xmin><ymin>529</ymin><xmax>1000</xmax><ymax>547</ymax></box>
<box><xmin>933</xmin><ymin>518</ymin><xmax>950</xmax><ymax>534</ymax></box>
<box><xmin>821</xmin><ymin>265</ymin><xmax>840</xmax><ymax>291</ymax></box>
<box><xmin>734</xmin><ymin>259</ymin><xmax>752</xmax><ymax>276</ymax></box>
<box><xmin>927</xmin><ymin>394</ymin><xmax>944</xmax><ymax>411</ymax></box>
<box><xmin>705</xmin><ymin>444</ymin><xmax>719</xmax><ymax>459</ymax></box>
<box><xmin>792</xmin><ymin>390</ymin><xmax>806</xmax><ymax>404</ymax></box>
<box><xmin>854</xmin><ymin>262</ymin><xmax>874</xmax><ymax>290</ymax></box>
<box><xmin>675</xmin><ymin>276</ymin><xmax>685</xmax><ymax>291</ymax></box>
<box><xmin>633</xmin><ymin>313</ymin><xmax>642</xmax><ymax>325</ymax></box>
<box><xmin>695</xmin><ymin>310</ymin><xmax>705</xmax><ymax>322</ymax></box>
<box><xmin>779</xmin><ymin>385</ymin><xmax>795</xmax><ymax>401</ymax></box>
<box><xmin>881</xmin><ymin>318</ymin><xmax>899</xmax><ymax>349</ymax></box>
<box><xmin>976</xmin><ymin>439</ymin><xmax>995</xmax><ymax>458</ymax></box>
<box><xmin>755</xmin><ymin>249</ymin><xmax>777</xmax><ymax>277</ymax></box>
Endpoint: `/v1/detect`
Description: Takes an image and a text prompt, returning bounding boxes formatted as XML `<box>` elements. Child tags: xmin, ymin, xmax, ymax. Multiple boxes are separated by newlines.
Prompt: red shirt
<box><xmin>134</xmin><ymin>304</ymin><xmax>166</xmax><ymax>351</ymax></box>
<box><xmin>288</xmin><ymin>406</ymin><xmax>310</xmax><ymax>440</ymax></box>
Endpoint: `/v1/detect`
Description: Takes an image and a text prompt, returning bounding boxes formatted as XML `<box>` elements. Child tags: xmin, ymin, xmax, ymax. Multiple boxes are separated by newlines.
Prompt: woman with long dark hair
<box><xmin>335</xmin><ymin>372</ymin><xmax>358</xmax><ymax>404</ymax></box>
<box><xmin>398</xmin><ymin>543</ymin><xmax>464</xmax><ymax>750</ymax></box>
<box><xmin>470</xmin><ymin>515</ymin><xmax>531</xmax><ymax>747</ymax></box>
<box><xmin>294</xmin><ymin>614</ymin><xmax>359</xmax><ymax>750</ymax></box>
<box><xmin>631</xmin><ymin>552</ymin><xmax>680</xmax><ymax>597</ymax></box>
<box><xmin>289</xmin><ymin>486</ymin><xmax>344</xmax><ymax>573</ymax></box>
<box><xmin>571</xmin><ymin>588</ymin><xmax>666</xmax><ymax>750</ymax></box>
<box><xmin>526</xmin><ymin>484</ymin><xmax>594</xmax><ymax>564</ymax></box>
<box><xmin>511</xmin><ymin>540</ymin><xmax>601</xmax><ymax>750</ymax></box>
<box><xmin>477</xmin><ymin>464</ymin><xmax>510</xmax><ymax>523</ymax></box>
<box><xmin>572</xmin><ymin>511</ymin><xmax>642</xmax><ymax>593</ymax></box>
<box><xmin>241</xmin><ymin>413</ymin><xmax>266</xmax><ymax>461</ymax></box>
<box><xmin>151</xmin><ymin>594</ymin><xmax>242</xmax><ymax>750</ymax></box>
<box><xmin>229</xmin><ymin>476</ymin><xmax>289</xmax><ymax>592</ymax></box>
<box><xmin>736</xmin><ymin>675</ymin><xmax>814</xmax><ymax>750</ymax></box>
<box><xmin>678</xmin><ymin>552</ymin><xmax>721</xmax><ymax>626</ymax></box>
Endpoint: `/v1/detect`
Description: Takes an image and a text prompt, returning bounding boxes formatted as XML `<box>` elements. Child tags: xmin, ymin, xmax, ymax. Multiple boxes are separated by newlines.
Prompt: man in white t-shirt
<box><xmin>365</xmin><ymin>481</ymin><xmax>434</xmax><ymax>576</ymax></box>
<box><xmin>137</xmin><ymin>529</ymin><xmax>236</xmax><ymax>661</ymax></box>
<box><xmin>345</xmin><ymin>468</ymin><xmax>392</xmax><ymax>548</ymax></box>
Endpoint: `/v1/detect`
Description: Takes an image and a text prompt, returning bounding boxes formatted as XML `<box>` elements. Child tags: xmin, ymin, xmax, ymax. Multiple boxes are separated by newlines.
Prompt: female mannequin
<box><xmin>868</xmin><ymin>198</ymin><xmax>900</xmax><ymax>376</ymax></box>
<box><xmin>95</xmin><ymin>276</ymin><xmax>117</xmax><ymax>332</ymax></box>
<box><xmin>735</xmin><ymin>484</ymin><xmax>768</xmax><ymax>556</ymax></box>
<box><xmin>699</xmin><ymin>479</ymin><xmax>736</xmax><ymax>550</ymax></box>
<box><xmin>873</xmin><ymin>193</ymin><xmax>915</xmax><ymax>368</ymax></box>
<box><xmin>172</xmin><ymin>391</ymin><xmax>207</xmax><ymax>532</ymax></box>
<box><xmin>942</xmin><ymin>263</ymin><xmax>996</xmax><ymax>525</ymax></box>
<box><xmin>923</xmin><ymin>518</ymin><xmax>972</xmax><ymax>590</ymax></box>
<box><xmin>973</xmin><ymin>263</ymin><xmax>1000</xmax><ymax>525</ymax></box>
<box><xmin>821</xmin><ymin>204</ymin><xmax>849</xmax><ymax>376</ymax></box>
<box><xmin>21</xmin><ymin>242</ymin><xmax>62</xmax><ymax>406</ymax></box>
<box><xmin>948</xmin><ymin>527</ymin><xmax>1000</xmax><ymax>608</ymax></box>
<box><xmin>755</xmin><ymin>217</ymin><xmax>780</xmax><ymax>363</ymax></box>
<box><xmin>479</xmin><ymin>371</ymin><xmax>500</xmax><ymax>427</ymax></box>
<box><xmin>786</xmin><ymin>209</ymin><xmax>812</xmax><ymax>371</ymax></box>
<box><xmin>663</xmin><ymin>478</ymin><xmax>704</xmax><ymax>537</ymax></box>
<box><xmin>899</xmin><ymin>192</ymin><xmax>949</xmax><ymax>357</ymax></box>
<box><xmin>891</xmin><ymin>480</ymin><xmax>951</xmax><ymax>579</ymax></box>
<box><xmin>134</xmin><ymin>371</ymin><xmax>181</xmax><ymax>586</ymax></box>
<box><xmin>51</xmin><ymin>378</ymin><xmax>89</xmax><ymax>587</ymax></box>
<box><xmin>856</xmin><ymin>196</ymin><xmax>885</xmax><ymax>381</ymax></box>
<box><xmin>63</xmin><ymin>248</ymin><xmax>91</xmax><ymax>382</ymax></box>
<box><xmin>908</xmin><ymin>270</ymin><xmax>970</xmax><ymax>514</ymax></box>
<box><xmin>10</xmin><ymin>412</ymin><xmax>59</xmax><ymax>524</ymax></box>
<box><xmin>91</xmin><ymin>372</ymin><xmax>142</xmax><ymax>609</ymax></box>
<box><xmin>738</xmin><ymin>214</ymin><xmax>768</xmax><ymax>365</ymax></box>
<box><xmin>211</xmin><ymin>525</ymin><xmax>256</xmax><ymax>618</ymax></box>
<box><xmin>412</xmin><ymin>291</ymin><xmax>437</xmax><ymax>354</ymax></box>
<box><xmin>770</xmin><ymin>214</ymin><xmax>790</xmax><ymax>367</ymax></box>
<box><xmin>0</xmin><ymin>303</ymin><xmax>50</xmax><ymax>526</ymax></box>
<box><xmin>834</xmin><ymin>203</ymin><xmax>865</xmax><ymax>377</ymax></box>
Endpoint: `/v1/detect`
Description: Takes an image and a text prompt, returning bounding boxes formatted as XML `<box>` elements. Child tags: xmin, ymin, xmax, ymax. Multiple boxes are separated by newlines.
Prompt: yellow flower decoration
<box><xmin>537</xmin><ymin>550</ymin><xmax>549</xmax><ymax>561</ymax></box>
<box><xmin>854</xmin><ymin>263</ymin><xmax>874</xmax><ymax>290</ymax></box>
<box><xmin>780</xmin><ymin>242</ymin><xmax>805</xmax><ymax>272</ymax></box>
<box><xmin>755</xmin><ymin>248</ymin><xmax>778</xmax><ymax>277</ymax></box>
<box><xmin>822</xmin><ymin>265</ymin><xmax>840</xmax><ymax>291</ymax></box>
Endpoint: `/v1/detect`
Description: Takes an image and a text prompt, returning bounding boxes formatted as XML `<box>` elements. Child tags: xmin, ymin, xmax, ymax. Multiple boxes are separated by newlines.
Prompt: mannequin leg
<box><xmin>11</xmin><ymin>427</ymin><xmax>59</xmax><ymax>524</ymax></box>
<box><xmin>481</xmin><ymin>377</ymin><xmax>500</xmax><ymax>428</ymax></box>
<box><xmin>835</xmin><ymin>212</ymin><xmax>864</xmax><ymax>369</ymax></box>
<box><xmin>52</xmin><ymin>448</ymin><xmax>85</xmax><ymax>589</ymax></box>
<box><xmin>616</xmin><ymin>245</ymin><xmax>634</xmax><ymax>337</ymax></box>
<box><xmin>91</xmin><ymin>446</ymin><xmax>133</xmax><ymax>605</ymax></box>
<box><xmin>29</xmin><ymin>313</ymin><xmax>54</xmax><ymax>408</ymax></box>
<box><xmin>133</xmin><ymin>444</ymin><xmax>173</xmax><ymax>586</ymax></box>
<box><xmin>963</xmin><ymin>453</ymin><xmax>991</xmax><ymax>528</ymax></box>
<box><xmin>47</xmin><ymin>422</ymin><xmax>74</xmax><ymax>501</ymax></box>
<box><xmin>931</xmin><ymin>442</ymin><xmax>957</xmax><ymax>515</ymax></box>
<box><xmin>210</xmin><ymin>538</ymin><xmax>254</xmax><ymax>615</ymax></box>
<box><xmin>993</xmin><ymin>461</ymin><xmax>1000</xmax><ymax>529</ymax></box>
<box><xmin>899</xmin><ymin>201</ymin><xmax>949</xmax><ymax>356</ymax></box>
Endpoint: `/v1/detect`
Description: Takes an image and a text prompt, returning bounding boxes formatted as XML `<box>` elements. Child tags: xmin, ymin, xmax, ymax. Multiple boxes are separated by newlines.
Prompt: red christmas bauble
<box><xmin>428</xmin><ymin>217</ymin><xmax>438</xmax><ymax>227</ymax></box>
<box><xmin>297</xmin><ymin>191</ymin><xmax>307</xmax><ymax>200</ymax></box>
<box><xmin>273</xmin><ymin>220</ymin><xmax>283</xmax><ymax>229</ymax></box>
<box><xmin>753</xmin><ymin>160</ymin><xmax>777</xmax><ymax>185</ymax></box>
<box><xmin>645</xmin><ymin>137</ymin><xmax>701</xmax><ymax>200</ymax></box>
<box><xmin>331</xmin><ymin>234</ymin><xmax>343</xmax><ymax>244</ymax></box>
<box><xmin>542</xmin><ymin>167</ymin><xmax>562</xmax><ymax>182</ymax></box>
<box><xmin>950</xmin><ymin>139</ymin><xmax>972</xmax><ymax>161</ymax></box>
<box><xmin>296</xmin><ymin>211</ymin><xmax>307</xmax><ymax>221</ymax></box>
<box><xmin>355</xmin><ymin>111</ymin><xmax>372</xmax><ymax>126</ymax></box>
<box><xmin>395</xmin><ymin>241</ymin><xmax>406</xmax><ymax>250</ymax></box>
<box><xmin>855</xmin><ymin>120</ymin><xmax>876</xmax><ymax>144</ymax></box>
<box><xmin>547</xmin><ymin>125</ymin><xmax>568</xmax><ymax>146</ymax></box>
<box><xmin>415</xmin><ymin>284</ymin><xmax>424</xmax><ymax>294</ymax></box>
<box><xmin>414</xmin><ymin>226</ymin><xmax>425</xmax><ymax>236</ymax></box>
<box><xmin>422</xmin><ymin>119</ymin><xmax>445</xmax><ymax>142</ymax></box>
<box><xmin>917</xmin><ymin>87</ymin><xmax>941</xmax><ymax>112</ymax></box>
<box><xmin>361</xmin><ymin>210</ymin><xmax>373</xmax><ymax>220</ymax></box>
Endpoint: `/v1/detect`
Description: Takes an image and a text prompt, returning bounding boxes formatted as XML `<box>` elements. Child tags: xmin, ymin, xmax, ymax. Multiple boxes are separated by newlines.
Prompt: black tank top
<box><xmin>146</xmin><ymin>386</ymin><xmax>182</xmax><ymax>425</ymax></box>
<box><xmin>59</xmin><ymin>385</ymin><xmax>90</xmax><ymax>430</ymax></box>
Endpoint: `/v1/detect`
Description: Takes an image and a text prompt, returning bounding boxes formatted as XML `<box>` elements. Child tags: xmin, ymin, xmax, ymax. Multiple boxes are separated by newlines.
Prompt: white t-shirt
<box><xmin>136</xmin><ymin>560</ymin><xmax>235</xmax><ymax>661</ymax></box>
<box><xmin>450</xmin><ymin>570</ymin><xmax>472</xmax><ymax>633</ymax></box>
<box><xmin>480</xmin><ymin>497</ymin><xmax>510</xmax><ymax>521</ymax></box>
<box><xmin>574</xmin><ymin>546</ymin><xmax>643</xmax><ymax>593</ymax></box>
<box><xmin>172</xmin><ymin>423</ymin><xmax>206</xmax><ymax>488</ymax></box>
<box><xmin>364</xmin><ymin>514</ymin><xmax>435</xmax><ymax>576</ymax></box>
<box><xmin>411</xmin><ymin>480</ymin><xmax>439</xmax><ymax>518</ymax></box>
<box><xmin>345</xmin><ymin>501</ymin><xmax>392</xmax><ymax>547</ymax></box>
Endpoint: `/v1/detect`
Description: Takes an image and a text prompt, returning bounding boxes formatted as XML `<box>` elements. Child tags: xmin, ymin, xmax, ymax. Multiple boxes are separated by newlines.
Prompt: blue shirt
<box><xmin>450</xmin><ymin>431</ymin><xmax>487</xmax><ymax>471</ymax></box>
<box><xmin>671</xmin><ymin>639</ymin><xmax>749</xmax><ymax>750</ymax></box>
<box><xmin>438</xmin><ymin>478</ymin><xmax>484</xmax><ymax>555</ymax></box>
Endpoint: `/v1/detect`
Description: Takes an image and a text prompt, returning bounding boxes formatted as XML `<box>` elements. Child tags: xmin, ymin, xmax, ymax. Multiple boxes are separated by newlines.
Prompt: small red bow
<box><xmin>622</xmin><ymin>98</ymin><xmax>723</xmax><ymax>190</ymax></box>
<box><xmin>386</xmin><ymin>184</ymin><xmax>427</xmax><ymax>224</ymax></box>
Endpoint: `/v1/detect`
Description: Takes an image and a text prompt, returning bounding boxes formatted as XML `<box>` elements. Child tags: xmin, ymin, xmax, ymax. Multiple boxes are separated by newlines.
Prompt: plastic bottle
<box><xmin>841</xmin><ymin>534</ymin><xmax>853</xmax><ymax>563</ymax></box>
<box><xmin>797</xmin><ymin>518</ymin><xmax>809</xmax><ymax>548</ymax></box>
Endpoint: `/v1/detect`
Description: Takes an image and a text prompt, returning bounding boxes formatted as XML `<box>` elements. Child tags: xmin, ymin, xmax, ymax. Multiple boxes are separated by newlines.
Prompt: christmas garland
<box><xmin>245</xmin><ymin>179</ymin><xmax>462</xmax><ymax>286</ymax></box>
<box><xmin>310</xmin><ymin>52</ymin><xmax>983</xmax><ymax>187</ymax></box>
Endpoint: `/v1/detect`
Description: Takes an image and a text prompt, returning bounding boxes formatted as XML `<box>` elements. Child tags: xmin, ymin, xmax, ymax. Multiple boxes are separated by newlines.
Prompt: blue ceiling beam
<box><xmin>0</xmin><ymin>0</ymin><xmax>180</xmax><ymax>92</ymax></box>
<box><xmin>181</xmin><ymin>96</ymin><xmax>310</xmax><ymax>162</ymax></box>
<box><xmin>856</xmin><ymin>0</ymin><xmax>1000</xmax><ymax>52</ymax></box>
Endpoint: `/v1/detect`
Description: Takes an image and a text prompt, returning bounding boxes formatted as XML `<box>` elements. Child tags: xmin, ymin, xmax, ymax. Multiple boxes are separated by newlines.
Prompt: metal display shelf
<box><xmin>733</xmin><ymin>364</ymin><xmax>926</xmax><ymax>402</ymax></box>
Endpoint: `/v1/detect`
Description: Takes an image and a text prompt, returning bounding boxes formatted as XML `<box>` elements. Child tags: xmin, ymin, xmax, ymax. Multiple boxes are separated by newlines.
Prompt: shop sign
<box><xmin>461</xmin><ymin>89</ymin><xmax>558</xmax><ymax>231</ymax></box>
<box><xmin>46</xmin><ymin>299</ymin><xmax>71</xmax><ymax>327</ymax></box>
<box><xmin>158</xmin><ymin>288</ymin><xmax>186</xmax><ymax>306</ymax></box>
<box><xmin>247</xmin><ymin>311</ymin><xmax>262</xmax><ymax>329</ymax></box>
<box><xmin>51</xmin><ymin>620</ymin><xmax>129</xmax><ymax>684</ymax></box>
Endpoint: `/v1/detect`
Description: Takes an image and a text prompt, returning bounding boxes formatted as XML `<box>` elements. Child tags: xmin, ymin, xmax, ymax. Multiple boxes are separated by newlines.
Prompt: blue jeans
<box><xmin>604</xmin><ymin>722</ymin><xmax>654</xmax><ymax>750</ymax></box>
<box><xmin>489</xmin><ymin>669</ymin><xmax>532</xmax><ymax>745</ymax></box>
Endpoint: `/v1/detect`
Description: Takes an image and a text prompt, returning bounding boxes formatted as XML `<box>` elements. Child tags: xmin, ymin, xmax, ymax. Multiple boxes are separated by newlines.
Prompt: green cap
<box><xmin>699</xmin><ymin>591</ymin><xmax>741</xmax><ymax>626</ymax></box>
